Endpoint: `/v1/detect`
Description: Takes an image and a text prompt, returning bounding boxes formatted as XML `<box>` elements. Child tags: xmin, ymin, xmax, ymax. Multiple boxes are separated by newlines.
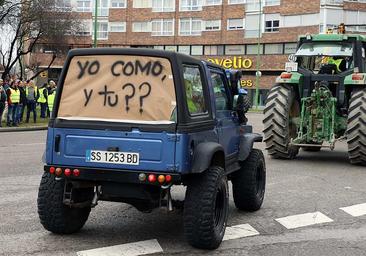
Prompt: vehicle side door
<box><xmin>209</xmin><ymin>69</ymin><xmax>240</xmax><ymax>157</ymax></box>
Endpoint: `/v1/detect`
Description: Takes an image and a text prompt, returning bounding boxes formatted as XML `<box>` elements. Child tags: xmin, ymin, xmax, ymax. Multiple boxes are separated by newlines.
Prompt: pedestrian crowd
<box><xmin>0</xmin><ymin>79</ymin><xmax>57</xmax><ymax>127</ymax></box>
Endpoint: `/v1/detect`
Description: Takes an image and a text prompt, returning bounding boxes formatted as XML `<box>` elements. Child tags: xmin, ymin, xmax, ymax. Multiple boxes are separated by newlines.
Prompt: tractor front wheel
<box><xmin>263</xmin><ymin>84</ymin><xmax>300</xmax><ymax>159</ymax></box>
<box><xmin>347</xmin><ymin>87</ymin><xmax>366</xmax><ymax>165</ymax></box>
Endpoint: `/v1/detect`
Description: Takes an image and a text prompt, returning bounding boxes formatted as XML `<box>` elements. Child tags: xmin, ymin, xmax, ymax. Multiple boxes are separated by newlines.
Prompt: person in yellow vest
<box><xmin>47</xmin><ymin>89</ymin><xmax>56</xmax><ymax>117</ymax></box>
<box><xmin>6</xmin><ymin>80</ymin><xmax>20</xmax><ymax>126</ymax></box>
<box><xmin>320</xmin><ymin>56</ymin><xmax>346</xmax><ymax>74</ymax></box>
<box><xmin>37</xmin><ymin>83</ymin><xmax>48</xmax><ymax>119</ymax></box>
<box><xmin>47</xmin><ymin>80</ymin><xmax>56</xmax><ymax>117</ymax></box>
<box><xmin>26</xmin><ymin>80</ymin><xmax>39</xmax><ymax>123</ymax></box>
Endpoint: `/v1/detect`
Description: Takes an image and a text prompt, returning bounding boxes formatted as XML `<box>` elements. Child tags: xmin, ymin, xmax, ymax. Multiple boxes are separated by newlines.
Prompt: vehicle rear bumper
<box><xmin>44</xmin><ymin>165</ymin><xmax>181</xmax><ymax>186</ymax></box>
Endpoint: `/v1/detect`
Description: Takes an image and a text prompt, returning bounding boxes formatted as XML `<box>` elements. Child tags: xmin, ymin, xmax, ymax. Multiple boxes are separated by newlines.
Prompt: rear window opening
<box><xmin>57</xmin><ymin>55</ymin><xmax>177</xmax><ymax>124</ymax></box>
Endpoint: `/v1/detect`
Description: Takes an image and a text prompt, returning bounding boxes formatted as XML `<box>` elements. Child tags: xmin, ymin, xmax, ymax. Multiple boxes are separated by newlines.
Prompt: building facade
<box><xmin>29</xmin><ymin>0</ymin><xmax>366</xmax><ymax>106</ymax></box>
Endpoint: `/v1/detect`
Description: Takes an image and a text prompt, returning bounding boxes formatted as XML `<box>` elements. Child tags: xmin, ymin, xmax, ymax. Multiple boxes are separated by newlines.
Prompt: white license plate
<box><xmin>86</xmin><ymin>150</ymin><xmax>139</xmax><ymax>165</ymax></box>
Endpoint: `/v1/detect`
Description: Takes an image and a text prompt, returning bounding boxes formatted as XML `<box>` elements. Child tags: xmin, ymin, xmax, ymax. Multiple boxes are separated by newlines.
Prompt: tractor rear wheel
<box><xmin>263</xmin><ymin>84</ymin><xmax>300</xmax><ymax>159</ymax></box>
<box><xmin>347</xmin><ymin>87</ymin><xmax>366</xmax><ymax>166</ymax></box>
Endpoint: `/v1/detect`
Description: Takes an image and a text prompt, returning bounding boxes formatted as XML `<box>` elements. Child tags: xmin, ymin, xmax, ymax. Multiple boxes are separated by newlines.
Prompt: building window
<box><xmin>247</xmin><ymin>44</ymin><xmax>263</xmax><ymax>55</ymax></box>
<box><xmin>109</xmin><ymin>22</ymin><xmax>126</xmax><ymax>32</ymax></box>
<box><xmin>265</xmin><ymin>0</ymin><xmax>280</xmax><ymax>6</ymax></box>
<box><xmin>110</xmin><ymin>0</ymin><xmax>127</xmax><ymax>8</ymax></box>
<box><xmin>165</xmin><ymin>45</ymin><xmax>178</xmax><ymax>52</ymax></box>
<box><xmin>76</xmin><ymin>20</ymin><xmax>92</xmax><ymax>36</ymax></box>
<box><xmin>180</xmin><ymin>0</ymin><xmax>203</xmax><ymax>11</ymax></box>
<box><xmin>178</xmin><ymin>45</ymin><xmax>191</xmax><ymax>55</ymax></box>
<box><xmin>284</xmin><ymin>43</ymin><xmax>297</xmax><ymax>54</ymax></box>
<box><xmin>152</xmin><ymin>0</ymin><xmax>175</xmax><ymax>11</ymax></box>
<box><xmin>225</xmin><ymin>45</ymin><xmax>245</xmax><ymax>55</ymax></box>
<box><xmin>191</xmin><ymin>45</ymin><xmax>203</xmax><ymax>55</ymax></box>
<box><xmin>265</xmin><ymin>43</ymin><xmax>283</xmax><ymax>54</ymax></box>
<box><xmin>246</xmin><ymin>0</ymin><xmax>261</xmax><ymax>11</ymax></box>
<box><xmin>53</xmin><ymin>0</ymin><xmax>72</xmax><ymax>11</ymax></box>
<box><xmin>92</xmin><ymin>0</ymin><xmax>109</xmax><ymax>16</ymax></box>
<box><xmin>76</xmin><ymin>0</ymin><xmax>91</xmax><ymax>12</ymax></box>
<box><xmin>204</xmin><ymin>45</ymin><xmax>224</xmax><ymax>55</ymax></box>
<box><xmin>151</xmin><ymin>19</ymin><xmax>174</xmax><ymax>36</ymax></box>
<box><xmin>204</xmin><ymin>20</ymin><xmax>221</xmax><ymax>31</ymax></box>
<box><xmin>227</xmin><ymin>18</ymin><xmax>244</xmax><ymax>30</ymax></box>
<box><xmin>228</xmin><ymin>0</ymin><xmax>245</xmax><ymax>4</ymax></box>
<box><xmin>93</xmin><ymin>21</ymin><xmax>108</xmax><ymax>39</ymax></box>
<box><xmin>205</xmin><ymin>0</ymin><xmax>222</xmax><ymax>6</ymax></box>
<box><xmin>265</xmin><ymin>20</ymin><xmax>279</xmax><ymax>32</ymax></box>
<box><xmin>179</xmin><ymin>18</ymin><xmax>202</xmax><ymax>36</ymax></box>
<box><xmin>153</xmin><ymin>45</ymin><xmax>165</xmax><ymax>50</ymax></box>
<box><xmin>132</xmin><ymin>22</ymin><xmax>151</xmax><ymax>32</ymax></box>
<box><xmin>133</xmin><ymin>0</ymin><xmax>151</xmax><ymax>8</ymax></box>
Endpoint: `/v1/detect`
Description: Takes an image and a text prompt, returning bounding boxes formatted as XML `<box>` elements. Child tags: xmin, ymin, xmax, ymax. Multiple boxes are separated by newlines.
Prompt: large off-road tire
<box><xmin>232</xmin><ymin>149</ymin><xmax>266</xmax><ymax>211</ymax></box>
<box><xmin>37</xmin><ymin>173</ymin><xmax>92</xmax><ymax>234</ymax></box>
<box><xmin>263</xmin><ymin>84</ymin><xmax>300</xmax><ymax>159</ymax></box>
<box><xmin>183</xmin><ymin>166</ymin><xmax>229</xmax><ymax>250</ymax></box>
<box><xmin>347</xmin><ymin>87</ymin><xmax>366</xmax><ymax>165</ymax></box>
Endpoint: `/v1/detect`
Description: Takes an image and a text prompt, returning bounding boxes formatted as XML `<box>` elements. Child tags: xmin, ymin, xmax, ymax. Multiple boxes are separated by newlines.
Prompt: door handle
<box><xmin>54</xmin><ymin>135</ymin><xmax>61</xmax><ymax>153</ymax></box>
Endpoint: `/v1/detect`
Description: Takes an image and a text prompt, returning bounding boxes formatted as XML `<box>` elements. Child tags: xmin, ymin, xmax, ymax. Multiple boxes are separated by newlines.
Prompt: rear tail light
<box><xmin>55</xmin><ymin>168</ymin><xmax>62</xmax><ymax>176</ymax></box>
<box><xmin>281</xmin><ymin>73</ymin><xmax>292</xmax><ymax>79</ymax></box>
<box><xmin>148</xmin><ymin>174</ymin><xmax>156</xmax><ymax>183</ymax></box>
<box><xmin>352</xmin><ymin>74</ymin><xmax>364</xmax><ymax>81</ymax></box>
<box><xmin>165</xmin><ymin>175</ymin><xmax>172</xmax><ymax>183</ymax></box>
<box><xmin>138</xmin><ymin>173</ymin><xmax>146</xmax><ymax>181</ymax></box>
<box><xmin>64</xmin><ymin>168</ymin><xmax>71</xmax><ymax>177</ymax></box>
<box><xmin>49</xmin><ymin>167</ymin><xmax>55</xmax><ymax>174</ymax></box>
<box><xmin>73</xmin><ymin>169</ymin><xmax>80</xmax><ymax>177</ymax></box>
<box><xmin>158</xmin><ymin>175</ymin><xmax>165</xmax><ymax>184</ymax></box>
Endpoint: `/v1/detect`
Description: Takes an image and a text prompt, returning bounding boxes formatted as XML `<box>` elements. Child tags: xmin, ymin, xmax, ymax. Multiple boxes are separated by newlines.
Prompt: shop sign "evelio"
<box><xmin>207</xmin><ymin>56</ymin><xmax>253</xmax><ymax>69</ymax></box>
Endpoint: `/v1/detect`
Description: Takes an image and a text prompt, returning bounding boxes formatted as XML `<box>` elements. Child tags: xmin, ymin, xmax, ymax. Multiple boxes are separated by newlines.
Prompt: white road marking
<box><xmin>275</xmin><ymin>211</ymin><xmax>333</xmax><ymax>229</ymax></box>
<box><xmin>223</xmin><ymin>224</ymin><xmax>259</xmax><ymax>241</ymax></box>
<box><xmin>340</xmin><ymin>203</ymin><xmax>366</xmax><ymax>217</ymax></box>
<box><xmin>76</xmin><ymin>239</ymin><xmax>163</xmax><ymax>256</ymax></box>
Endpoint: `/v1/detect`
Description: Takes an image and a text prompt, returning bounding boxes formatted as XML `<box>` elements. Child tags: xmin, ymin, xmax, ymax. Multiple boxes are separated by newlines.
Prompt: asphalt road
<box><xmin>0</xmin><ymin>113</ymin><xmax>365</xmax><ymax>256</ymax></box>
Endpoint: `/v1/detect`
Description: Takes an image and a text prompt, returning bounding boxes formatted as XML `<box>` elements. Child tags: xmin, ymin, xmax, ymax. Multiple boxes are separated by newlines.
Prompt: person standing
<box><xmin>37</xmin><ymin>83</ymin><xmax>48</xmax><ymax>119</ymax></box>
<box><xmin>26</xmin><ymin>80</ymin><xmax>38</xmax><ymax>123</ymax></box>
<box><xmin>47</xmin><ymin>87</ymin><xmax>56</xmax><ymax>117</ymax></box>
<box><xmin>6</xmin><ymin>80</ymin><xmax>20</xmax><ymax>126</ymax></box>
<box><xmin>2</xmin><ymin>79</ymin><xmax>10</xmax><ymax>123</ymax></box>
<box><xmin>17</xmin><ymin>80</ymin><xmax>27</xmax><ymax>123</ymax></box>
<box><xmin>0</xmin><ymin>81</ymin><xmax>7</xmax><ymax>127</ymax></box>
<box><xmin>46</xmin><ymin>81</ymin><xmax>56</xmax><ymax>118</ymax></box>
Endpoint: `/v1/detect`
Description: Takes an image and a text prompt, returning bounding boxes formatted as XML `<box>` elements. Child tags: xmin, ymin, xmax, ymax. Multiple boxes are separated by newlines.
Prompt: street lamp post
<box><xmin>254</xmin><ymin>0</ymin><xmax>262</xmax><ymax>109</ymax></box>
<box><xmin>93</xmin><ymin>0</ymin><xmax>98</xmax><ymax>48</ymax></box>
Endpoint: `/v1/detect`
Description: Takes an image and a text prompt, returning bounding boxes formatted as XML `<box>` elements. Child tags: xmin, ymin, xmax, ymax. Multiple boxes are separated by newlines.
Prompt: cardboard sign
<box><xmin>57</xmin><ymin>55</ymin><xmax>176</xmax><ymax>123</ymax></box>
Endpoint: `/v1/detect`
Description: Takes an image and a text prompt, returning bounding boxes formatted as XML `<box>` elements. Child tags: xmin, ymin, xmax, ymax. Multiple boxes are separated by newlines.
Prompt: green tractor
<box><xmin>263</xmin><ymin>30</ymin><xmax>366</xmax><ymax>165</ymax></box>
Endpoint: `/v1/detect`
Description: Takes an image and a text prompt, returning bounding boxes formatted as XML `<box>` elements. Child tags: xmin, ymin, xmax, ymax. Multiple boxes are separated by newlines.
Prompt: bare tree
<box><xmin>0</xmin><ymin>0</ymin><xmax>82</xmax><ymax>80</ymax></box>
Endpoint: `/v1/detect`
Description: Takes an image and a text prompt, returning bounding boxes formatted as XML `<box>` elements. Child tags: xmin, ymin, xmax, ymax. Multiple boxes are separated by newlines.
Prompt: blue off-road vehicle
<box><xmin>37</xmin><ymin>48</ymin><xmax>265</xmax><ymax>249</ymax></box>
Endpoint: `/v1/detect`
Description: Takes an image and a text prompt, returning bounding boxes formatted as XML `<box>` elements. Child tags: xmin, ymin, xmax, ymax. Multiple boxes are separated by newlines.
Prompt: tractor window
<box><xmin>296</xmin><ymin>42</ymin><xmax>355</xmax><ymax>74</ymax></box>
<box><xmin>183</xmin><ymin>64</ymin><xmax>207</xmax><ymax>115</ymax></box>
<box><xmin>210</xmin><ymin>72</ymin><xmax>229</xmax><ymax>111</ymax></box>
<box><xmin>296</xmin><ymin>42</ymin><xmax>353</xmax><ymax>57</ymax></box>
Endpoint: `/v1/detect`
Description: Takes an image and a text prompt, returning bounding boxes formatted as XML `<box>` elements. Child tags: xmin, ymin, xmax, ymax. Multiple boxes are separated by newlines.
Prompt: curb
<box><xmin>0</xmin><ymin>126</ymin><xmax>48</xmax><ymax>132</ymax></box>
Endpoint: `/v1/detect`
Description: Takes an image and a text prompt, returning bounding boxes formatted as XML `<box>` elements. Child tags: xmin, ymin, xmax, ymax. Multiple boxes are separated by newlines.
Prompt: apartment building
<box><xmin>30</xmin><ymin>0</ymin><xmax>366</xmax><ymax>106</ymax></box>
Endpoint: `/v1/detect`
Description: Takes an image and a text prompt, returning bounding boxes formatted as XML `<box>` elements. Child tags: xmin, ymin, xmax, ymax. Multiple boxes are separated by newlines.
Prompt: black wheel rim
<box><xmin>214</xmin><ymin>183</ymin><xmax>226</xmax><ymax>228</ymax></box>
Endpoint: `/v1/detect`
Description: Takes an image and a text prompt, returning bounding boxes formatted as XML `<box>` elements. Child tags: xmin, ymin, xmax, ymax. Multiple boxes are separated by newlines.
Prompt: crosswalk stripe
<box><xmin>340</xmin><ymin>203</ymin><xmax>366</xmax><ymax>217</ymax></box>
<box><xmin>76</xmin><ymin>239</ymin><xmax>163</xmax><ymax>256</ymax></box>
<box><xmin>223</xmin><ymin>224</ymin><xmax>259</xmax><ymax>241</ymax></box>
<box><xmin>275</xmin><ymin>211</ymin><xmax>333</xmax><ymax>229</ymax></box>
